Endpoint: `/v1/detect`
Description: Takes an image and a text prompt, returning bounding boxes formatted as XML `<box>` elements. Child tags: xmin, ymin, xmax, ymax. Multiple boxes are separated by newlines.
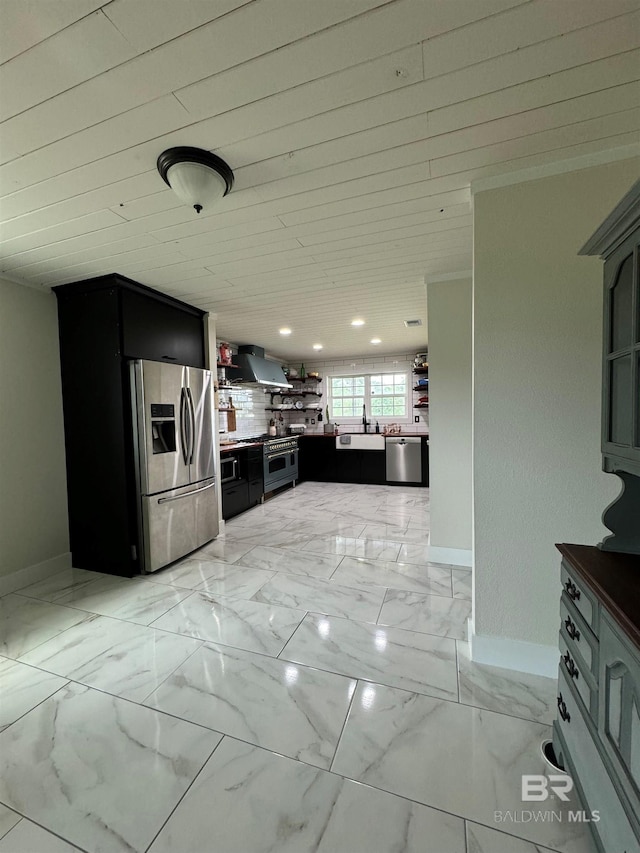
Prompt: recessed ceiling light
<box><xmin>351</xmin><ymin>319</ymin><xmax>365</xmax><ymax>327</ymax></box>
<box><xmin>370</xmin><ymin>338</ymin><xmax>381</xmax><ymax>345</ymax></box>
<box><xmin>312</xmin><ymin>343</ymin><xmax>323</xmax><ymax>350</ymax></box>
<box><xmin>279</xmin><ymin>327</ymin><xmax>292</xmax><ymax>335</ymax></box>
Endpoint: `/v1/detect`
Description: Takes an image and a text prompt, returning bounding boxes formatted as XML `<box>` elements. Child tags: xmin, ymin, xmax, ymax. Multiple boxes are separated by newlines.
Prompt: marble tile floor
<box><xmin>0</xmin><ymin>481</ymin><xmax>593</xmax><ymax>853</ymax></box>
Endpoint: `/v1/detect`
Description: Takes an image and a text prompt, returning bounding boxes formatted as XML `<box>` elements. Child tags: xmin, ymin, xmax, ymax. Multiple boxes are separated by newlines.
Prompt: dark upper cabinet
<box><xmin>54</xmin><ymin>274</ymin><xmax>206</xmax><ymax>576</ymax></box>
<box><xmin>120</xmin><ymin>287</ymin><xmax>205</xmax><ymax>367</ymax></box>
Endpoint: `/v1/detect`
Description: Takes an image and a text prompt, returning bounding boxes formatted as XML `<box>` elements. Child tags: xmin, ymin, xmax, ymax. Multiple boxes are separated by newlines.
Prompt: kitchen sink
<box><xmin>335</xmin><ymin>434</ymin><xmax>385</xmax><ymax>450</ymax></box>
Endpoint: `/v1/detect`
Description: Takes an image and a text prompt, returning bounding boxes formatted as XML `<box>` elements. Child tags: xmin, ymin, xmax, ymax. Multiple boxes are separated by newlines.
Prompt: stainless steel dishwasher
<box><xmin>385</xmin><ymin>436</ymin><xmax>422</xmax><ymax>482</ymax></box>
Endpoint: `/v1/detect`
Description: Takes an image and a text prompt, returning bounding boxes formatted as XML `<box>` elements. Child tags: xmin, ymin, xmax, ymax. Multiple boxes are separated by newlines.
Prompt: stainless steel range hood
<box><xmin>232</xmin><ymin>345</ymin><xmax>292</xmax><ymax>388</ymax></box>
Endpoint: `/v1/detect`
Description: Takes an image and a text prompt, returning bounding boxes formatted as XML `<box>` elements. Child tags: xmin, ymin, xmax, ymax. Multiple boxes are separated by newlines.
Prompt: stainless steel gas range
<box><xmin>263</xmin><ymin>436</ymin><xmax>298</xmax><ymax>492</ymax></box>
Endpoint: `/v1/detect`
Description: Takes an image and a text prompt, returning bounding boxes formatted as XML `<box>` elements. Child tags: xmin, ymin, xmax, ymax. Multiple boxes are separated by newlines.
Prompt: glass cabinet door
<box><xmin>603</xmin><ymin>235</ymin><xmax>640</xmax><ymax>467</ymax></box>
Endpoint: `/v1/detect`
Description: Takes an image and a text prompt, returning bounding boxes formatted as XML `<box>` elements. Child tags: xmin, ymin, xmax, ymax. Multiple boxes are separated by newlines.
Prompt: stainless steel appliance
<box><xmin>130</xmin><ymin>359</ymin><xmax>218</xmax><ymax>572</ymax></box>
<box><xmin>263</xmin><ymin>436</ymin><xmax>298</xmax><ymax>491</ymax></box>
<box><xmin>385</xmin><ymin>436</ymin><xmax>422</xmax><ymax>482</ymax></box>
<box><xmin>220</xmin><ymin>455</ymin><xmax>239</xmax><ymax>484</ymax></box>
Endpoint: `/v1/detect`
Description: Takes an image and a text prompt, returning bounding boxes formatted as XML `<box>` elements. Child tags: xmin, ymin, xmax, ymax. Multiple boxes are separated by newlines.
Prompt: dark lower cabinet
<box><xmin>222</xmin><ymin>446</ymin><xmax>264</xmax><ymax>519</ymax></box>
<box><xmin>334</xmin><ymin>450</ymin><xmax>386</xmax><ymax>485</ymax></box>
<box><xmin>299</xmin><ymin>437</ymin><xmax>335</xmax><ymax>481</ymax></box>
<box><xmin>300</xmin><ymin>438</ymin><xmax>426</xmax><ymax>486</ymax></box>
<box><xmin>222</xmin><ymin>480</ymin><xmax>249</xmax><ymax>520</ymax></box>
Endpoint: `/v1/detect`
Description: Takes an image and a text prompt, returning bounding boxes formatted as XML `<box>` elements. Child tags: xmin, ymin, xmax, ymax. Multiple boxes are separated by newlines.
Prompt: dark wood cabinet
<box><xmin>222</xmin><ymin>480</ymin><xmax>250</xmax><ymax>520</ymax></box>
<box><xmin>120</xmin><ymin>287</ymin><xmax>205</xmax><ymax>367</ymax></box>
<box><xmin>299</xmin><ymin>436</ymin><xmax>427</xmax><ymax>486</ymax></box>
<box><xmin>247</xmin><ymin>446</ymin><xmax>264</xmax><ymax>508</ymax></box>
<box><xmin>54</xmin><ymin>274</ymin><xmax>206</xmax><ymax>576</ymax></box>
<box><xmin>221</xmin><ymin>446</ymin><xmax>264</xmax><ymax>519</ymax></box>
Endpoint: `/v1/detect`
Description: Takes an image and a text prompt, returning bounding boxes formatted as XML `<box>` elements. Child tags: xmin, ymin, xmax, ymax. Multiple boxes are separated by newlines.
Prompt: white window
<box><xmin>328</xmin><ymin>372</ymin><xmax>408</xmax><ymax>422</ymax></box>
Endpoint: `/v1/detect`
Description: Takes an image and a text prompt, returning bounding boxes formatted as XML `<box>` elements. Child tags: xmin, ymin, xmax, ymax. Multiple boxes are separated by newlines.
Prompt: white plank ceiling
<box><xmin>0</xmin><ymin>0</ymin><xmax>638</xmax><ymax>359</ymax></box>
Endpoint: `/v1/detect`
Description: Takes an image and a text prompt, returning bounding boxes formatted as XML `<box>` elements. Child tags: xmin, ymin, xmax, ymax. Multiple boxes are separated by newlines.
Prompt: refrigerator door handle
<box><xmin>157</xmin><ymin>481</ymin><xmax>216</xmax><ymax>504</ymax></box>
<box><xmin>186</xmin><ymin>386</ymin><xmax>196</xmax><ymax>465</ymax></box>
<box><xmin>179</xmin><ymin>388</ymin><xmax>189</xmax><ymax>465</ymax></box>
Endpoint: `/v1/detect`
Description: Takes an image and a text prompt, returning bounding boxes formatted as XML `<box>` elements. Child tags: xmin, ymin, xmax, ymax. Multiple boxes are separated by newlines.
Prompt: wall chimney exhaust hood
<box><xmin>231</xmin><ymin>344</ymin><xmax>292</xmax><ymax>388</ymax></box>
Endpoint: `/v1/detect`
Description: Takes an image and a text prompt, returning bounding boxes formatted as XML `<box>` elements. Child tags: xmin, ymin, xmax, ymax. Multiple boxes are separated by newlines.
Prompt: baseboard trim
<box><xmin>469</xmin><ymin>622</ymin><xmax>558</xmax><ymax>679</ymax></box>
<box><xmin>0</xmin><ymin>552</ymin><xmax>71</xmax><ymax>597</ymax></box>
<box><xmin>429</xmin><ymin>546</ymin><xmax>473</xmax><ymax>567</ymax></box>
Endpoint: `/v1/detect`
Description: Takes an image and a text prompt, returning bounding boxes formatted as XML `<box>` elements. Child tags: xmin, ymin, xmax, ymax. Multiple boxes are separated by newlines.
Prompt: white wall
<box><xmin>427</xmin><ymin>277</ymin><xmax>472</xmax><ymax>563</ymax></box>
<box><xmin>472</xmin><ymin>159</ymin><xmax>639</xmax><ymax>673</ymax></box>
<box><xmin>0</xmin><ymin>278</ymin><xmax>69</xmax><ymax>587</ymax></box>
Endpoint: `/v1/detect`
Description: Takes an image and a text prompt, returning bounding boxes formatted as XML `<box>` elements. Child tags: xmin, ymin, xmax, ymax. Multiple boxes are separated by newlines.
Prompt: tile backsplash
<box><xmin>217</xmin><ymin>386</ymin><xmax>271</xmax><ymax>440</ymax></box>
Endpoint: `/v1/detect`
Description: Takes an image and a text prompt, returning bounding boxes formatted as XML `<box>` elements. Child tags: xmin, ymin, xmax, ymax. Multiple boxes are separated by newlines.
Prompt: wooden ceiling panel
<box><xmin>421</xmin><ymin>0</ymin><xmax>638</xmax><ymax>81</ymax></box>
<box><xmin>0</xmin><ymin>0</ymin><xmax>105</xmax><ymax>63</ymax></box>
<box><xmin>102</xmin><ymin>0</ymin><xmax>252</xmax><ymax>53</ymax></box>
<box><xmin>0</xmin><ymin>11</ymin><xmax>136</xmax><ymax>122</ymax></box>
<box><xmin>1</xmin><ymin>0</ymin><xmax>637</xmax><ymax>357</ymax></box>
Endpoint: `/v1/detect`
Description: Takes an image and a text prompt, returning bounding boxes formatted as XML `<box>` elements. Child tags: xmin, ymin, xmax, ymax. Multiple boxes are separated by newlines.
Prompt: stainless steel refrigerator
<box><xmin>130</xmin><ymin>359</ymin><xmax>218</xmax><ymax>572</ymax></box>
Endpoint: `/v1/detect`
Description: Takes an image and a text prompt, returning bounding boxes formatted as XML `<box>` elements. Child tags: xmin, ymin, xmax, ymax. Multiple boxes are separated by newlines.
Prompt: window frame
<box><xmin>327</xmin><ymin>370</ymin><xmax>411</xmax><ymax>424</ymax></box>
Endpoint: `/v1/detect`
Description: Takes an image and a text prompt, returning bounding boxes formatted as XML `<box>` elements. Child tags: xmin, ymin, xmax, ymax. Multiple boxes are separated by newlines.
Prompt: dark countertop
<box><xmin>557</xmin><ymin>543</ymin><xmax>640</xmax><ymax>649</ymax></box>
<box><xmin>219</xmin><ymin>440</ymin><xmax>264</xmax><ymax>453</ymax></box>
<box><xmin>301</xmin><ymin>432</ymin><xmax>429</xmax><ymax>438</ymax></box>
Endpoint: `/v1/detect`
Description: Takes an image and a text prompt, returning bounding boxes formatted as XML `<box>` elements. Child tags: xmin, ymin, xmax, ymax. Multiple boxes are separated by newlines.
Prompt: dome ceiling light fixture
<box><xmin>156</xmin><ymin>146</ymin><xmax>234</xmax><ymax>214</ymax></box>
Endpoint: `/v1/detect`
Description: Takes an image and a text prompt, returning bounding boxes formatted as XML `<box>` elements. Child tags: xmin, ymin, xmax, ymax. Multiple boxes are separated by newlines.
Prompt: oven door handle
<box><xmin>266</xmin><ymin>449</ymin><xmax>296</xmax><ymax>461</ymax></box>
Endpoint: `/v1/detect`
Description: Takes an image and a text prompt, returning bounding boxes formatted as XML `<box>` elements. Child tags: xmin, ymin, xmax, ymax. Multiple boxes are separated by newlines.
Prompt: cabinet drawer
<box><xmin>561</xmin><ymin>561</ymin><xmax>598</xmax><ymax>632</ymax></box>
<box><xmin>556</xmin><ymin>668</ymin><xmax>640</xmax><ymax>853</ymax></box>
<box><xmin>560</xmin><ymin>596</ymin><xmax>598</xmax><ymax>676</ymax></box>
<box><xmin>559</xmin><ymin>629</ymin><xmax>597</xmax><ymax>720</ymax></box>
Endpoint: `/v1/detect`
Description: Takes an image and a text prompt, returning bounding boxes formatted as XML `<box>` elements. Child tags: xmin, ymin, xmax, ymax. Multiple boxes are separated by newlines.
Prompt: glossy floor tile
<box><xmin>457</xmin><ymin>642</ymin><xmax>557</xmax><ymax>725</ymax></box>
<box><xmin>20</xmin><ymin>614</ymin><xmax>202</xmax><ymax>702</ymax></box>
<box><xmin>148</xmin><ymin>737</ymin><xmax>466</xmax><ymax>853</ymax></box>
<box><xmin>333</xmin><ymin>555</ymin><xmax>452</xmax><ymax>596</ymax></box>
<box><xmin>332</xmin><ymin>681</ymin><xmax>592</xmax><ymax>853</ymax></box>
<box><xmin>1</xmin><ymin>481</ymin><xmax>576</xmax><ymax>853</ymax></box>
<box><xmin>54</xmin><ymin>576</ymin><xmax>190</xmax><ymax>626</ymax></box>
<box><xmin>466</xmin><ymin>821</ymin><xmax>559</xmax><ymax>853</ymax></box>
<box><xmin>280</xmin><ymin>613</ymin><xmax>458</xmax><ymax>700</ymax></box>
<box><xmin>252</xmin><ymin>572</ymin><xmax>385</xmax><ymax>622</ymax></box>
<box><xmin>151</xmin><ymin>590</ymin><xmax>304</xmax><ymax>655</ymax></box>
<box><xmin>147</xmin><ymin>643</ymin><xmax>355</xmax><ymax>768</ymax></box>
<box><xmin>301</xmin><ymin>535</ymin><xmax>402</xmax><ymax>562</ymax></box>
<box><xmin>451</xmin><ymin>568</ymin><xmax>472</xmax><ymax>599</ymax></box>
<box><xmin>16</xmin><ymin>567</ymin><xmax>103</xmax><ymax>602</ymax></box>
<box><xmin>0</xmin><ymin>683</ymin><xmax>221</xmax><ymax>853</ymax></box>
<box><xmin>147</xmin><ymin>557</ymin><xmax>248</xmax><ymax>589</ymax></box>
<box><xmin>236</xmin><ymin>544</ymin><xmax>342</xmax><ymax>579</ymax></box>
<box><xmin>0</xmin><ymin>594</ymin><xmax>89</xmax><ymax>659</ymax></box>
<box><xmin>378</xmin><ymin>588</ymin><xmax>472</xmax><ymax>639</ymax></box>
<box><xmin>196</xmin><ymin>537</ymin><xmax>255</xmax><ymax>563</ymax></box>
<box><xmin>0</xmin><ymin>819</ymin><xmax>83</xmax><ymax>852</ymax></box>
<box><xmin>0</xmin><ymin>804</ymin><xmax>20</xmax><ymax>841</ymax></box>
<box><xmin>0</xmin><ymin>657</ymin><xmax>67</xmax><ymax>731</ymax></box>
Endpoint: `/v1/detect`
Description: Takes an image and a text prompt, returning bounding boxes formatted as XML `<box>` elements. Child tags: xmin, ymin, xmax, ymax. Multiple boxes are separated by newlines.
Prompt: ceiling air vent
<box><xmin>404</xmin><ymin>319</ymin><xmax>422</xmax><ymax>328</ymax></box>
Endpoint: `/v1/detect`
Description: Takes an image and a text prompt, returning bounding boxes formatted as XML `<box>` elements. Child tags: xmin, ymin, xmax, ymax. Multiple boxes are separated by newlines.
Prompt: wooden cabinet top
<box><xmin>557</xmin><ymin>543</ymin><xmax>640</xmax><ymax>648</ymax></box>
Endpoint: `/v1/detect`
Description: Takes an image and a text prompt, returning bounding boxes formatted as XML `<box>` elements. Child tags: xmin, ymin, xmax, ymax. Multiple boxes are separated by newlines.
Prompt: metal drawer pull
<box><xmin>564</xmin><ymin>616</ymin><xmax>580</xmax><ymax>642</ymax></box>
<box><xmin>563</xmin><ymin>652</ymin><xmax>579</xmax><ymax>680</ymax></box>
<box><xmin>564</xmin><ymin>579</ymin><xmax>581</xmax><ymax>602</ymax></box>
<box><xmin>557</xmin><ymin>694</ymin><xmax>571</xmax><ymax>723</ymax></box>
